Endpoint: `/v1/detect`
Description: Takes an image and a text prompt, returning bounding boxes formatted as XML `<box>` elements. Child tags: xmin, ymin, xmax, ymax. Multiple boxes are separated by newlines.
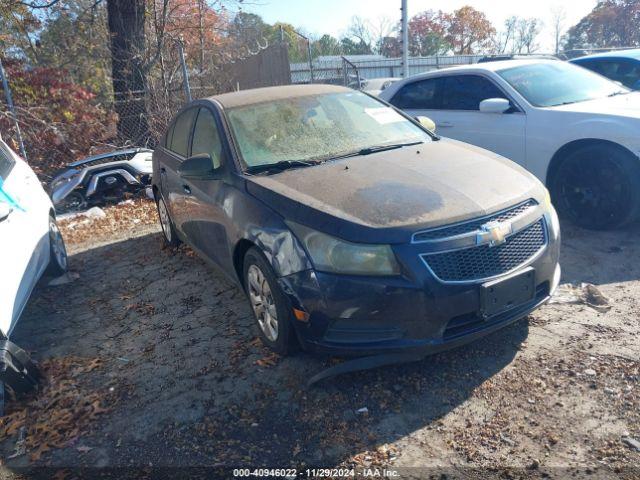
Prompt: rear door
<box><xmin>0</xmin><ymin>143</ymin><xmax>49</xmax><ymax>337</ymax></box>
<box><xmin>177</xmin><ymin>106</ymin><xmax>230</xmax><ymax>268</ymax></box>
<box><xmin>159</xmin><ymin>107</ymin><xmax>198</xmax><ymax>238</ymax></box>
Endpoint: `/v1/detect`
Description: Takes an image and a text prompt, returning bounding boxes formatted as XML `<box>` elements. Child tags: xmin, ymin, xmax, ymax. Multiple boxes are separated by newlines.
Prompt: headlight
<box><xmin>287</xmin><ymin>222</ymin><xmax>400</xmax><ymax>276</ymax></box>
<box><xmin>543</xmin><ymin>188</ymin><xmax>560</xmax><ymax>239</ymax></box>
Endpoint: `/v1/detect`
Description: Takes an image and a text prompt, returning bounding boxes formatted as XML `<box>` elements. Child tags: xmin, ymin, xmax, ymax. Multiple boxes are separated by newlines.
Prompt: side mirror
<box><xmin>479</xmin><ymin>98</ymin><xmax>511</xmax><ymax>114</ymax></box>
<box><xmin>178</xmin><ymin>153</ymin><xmax>216</xmax><ymax>180</ymax></box>
<box><xmin>415</xmin><ymin>116</ymin><xmax>436</xmax><ymax>133</ymax></box>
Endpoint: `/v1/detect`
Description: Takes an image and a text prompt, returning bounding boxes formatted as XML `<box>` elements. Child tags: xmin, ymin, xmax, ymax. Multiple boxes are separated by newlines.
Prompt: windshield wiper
<box><xmin>609</xmin><ymin>90</ymin><xmax>630</xmax><ymax>97</ymax></box>
<box><xmin>245</xmin><ymin>159</ymin><xmax>319</xmax><ymax>175</ymax></box>
<box><xmin>327</xmin><ymin>141</ymin><xmax>424</xmax><ymax>162</ymax></box>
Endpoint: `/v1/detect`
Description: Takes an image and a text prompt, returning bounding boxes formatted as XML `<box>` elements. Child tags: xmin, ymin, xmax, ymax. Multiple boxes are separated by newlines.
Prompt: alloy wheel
<box><xmin>247</xmin><ymin>264</ymin><xmax>279</xmax><ymax>342</ymax></box>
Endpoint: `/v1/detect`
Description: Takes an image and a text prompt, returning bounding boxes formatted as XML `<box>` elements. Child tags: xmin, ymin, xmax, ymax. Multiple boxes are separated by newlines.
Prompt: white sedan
<box><xmin>0</xmin><ymin>136</ymin><xmax>67</xmax><ymax>338</ymax></box>
<box><xmin>380</xmin><ymin>60</ymin><xmax>640</xmax><ymax>229</ymax></box>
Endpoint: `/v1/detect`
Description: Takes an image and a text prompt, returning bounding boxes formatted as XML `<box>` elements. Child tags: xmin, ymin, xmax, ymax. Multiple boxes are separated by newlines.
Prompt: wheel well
<box><xmin>546</xmin><ymin>139</ymin><xmax>637</xmax><ymax>187</ymax></box>
<box><xmin>233</xmin><ymin>239</ymin><xmax>255</xmax><ymax>288</ymax></box>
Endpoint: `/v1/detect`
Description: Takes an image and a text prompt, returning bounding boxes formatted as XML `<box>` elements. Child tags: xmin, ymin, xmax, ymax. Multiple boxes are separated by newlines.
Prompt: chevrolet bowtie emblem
<box><xmin>477</xmin><ymin>220</ymin><xmax>512</xmax><ymax>247</ymax></box>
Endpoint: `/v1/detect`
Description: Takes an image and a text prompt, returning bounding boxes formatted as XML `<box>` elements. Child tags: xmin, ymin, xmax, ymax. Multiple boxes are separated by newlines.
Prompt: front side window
<box><xmin>390</xmin><ymin>78</ymin><xmax>439</xmax><ymax>109</ymax></box>
<box><xmin>169</xmin><ymin>108</ymin><xmax>198</xmax><ymax>157</ymax></box>
<box><xmin>191</xmin><ymin>108</ymin><xmax>224</xmax><ymax>169</ymax></box>
<box><xmin>226</xmin><ymin>91</ymin><xmax>432</xmax><ymax>168</ymax></box>
<box><xmin>440</xmin><ymin>75</ymin><xmax>507</xmax><ymax>110</ymax></box>
<box><xmin>498</xmin><ymin>62</ymin><xmax>628</xmax><ymax>107</ymax></box>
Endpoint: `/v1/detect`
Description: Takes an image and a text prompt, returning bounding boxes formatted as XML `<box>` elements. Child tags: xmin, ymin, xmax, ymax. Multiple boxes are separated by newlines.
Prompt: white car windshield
<box><xmin>497</xmin><ymin>62</ymin><xmax>630</xmax><ymax>107</ymax></box>
<box><xmin>226</xmin><ymin>91</ymin><xmax>432</xmax><ymax>169</ymax></box>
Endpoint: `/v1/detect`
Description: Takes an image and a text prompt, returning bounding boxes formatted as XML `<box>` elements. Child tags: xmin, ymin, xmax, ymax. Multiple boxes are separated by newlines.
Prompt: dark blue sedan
<box><xmin>570</xmin><ymin>49</ymin><xmax>640</xmax><ymax>90</ymax></box>
<box><xmin>152</xmin><ymin>84</ymin><xmax>561</xmax><ymax>359</ymax></box>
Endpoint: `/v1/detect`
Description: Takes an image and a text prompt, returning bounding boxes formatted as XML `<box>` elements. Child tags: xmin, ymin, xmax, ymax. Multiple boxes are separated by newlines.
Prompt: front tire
<box><xmin>550</xmin><ymin>144</ymin><xmax>640</xmax><ymax>230</ymax></box>
<box><xmin>46</xmin><ymin>215</ymin><xmax>68</xmax><ymax>276</ymax></box>
<box><xmin>243</xmin><ymin>247</ymin><xmax>297</xmax><ymax>356</ymax></box>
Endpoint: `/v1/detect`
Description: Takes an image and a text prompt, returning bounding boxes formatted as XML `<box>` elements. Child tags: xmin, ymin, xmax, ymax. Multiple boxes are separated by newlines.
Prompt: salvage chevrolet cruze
<box><xmin>152</xmin><ymin>85</ymin><xmax>560</xmax><ymax>359</ymax></box>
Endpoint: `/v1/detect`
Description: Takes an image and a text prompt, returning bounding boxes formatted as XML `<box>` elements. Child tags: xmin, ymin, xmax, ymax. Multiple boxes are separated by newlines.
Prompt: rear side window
<box><xmin>440</xmin><ymin>75</ymin><xmax>507</xmax><ymax>110</ymax></box>
<box><xmin>390</xmin><ymin>78</ymin><xmax>440</xmax><ymax>109</ymax></box>
<box><xmin>191</xmin><ymin>108</ymin><xmax>224</xmax><ymax>169</ymax></box>
<box><xmin>0</xmin><ymin>144</ymin><xmax>16</xmax><ymax>181</ymax></box>
<box><xmin>169</xmin><ymin>108</ymin><xmax>197</xmax><ymax>157</ymax></box>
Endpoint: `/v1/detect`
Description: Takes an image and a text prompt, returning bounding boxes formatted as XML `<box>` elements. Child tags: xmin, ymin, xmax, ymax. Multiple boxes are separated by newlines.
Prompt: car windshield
<box><xmin>226</xmin><ymin>91</ymin><xmax>432</xmax><ymax>169</ymax></box>
<box><xmin>497</xmin><ymin>62</ymin><xmax>629</xmax><ymax>107</ymax></box>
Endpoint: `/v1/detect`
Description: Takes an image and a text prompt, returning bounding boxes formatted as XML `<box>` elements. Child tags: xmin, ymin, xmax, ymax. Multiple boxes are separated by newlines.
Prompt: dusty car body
<box><xmin>49</xmin><ymin>148</ymin><xmax>153</xmax><ymax>212</ymax></box>
<box><xmin>152</xmin><ymin>84</ymin><xmax>561</xmax><ymax>359</ymax></box>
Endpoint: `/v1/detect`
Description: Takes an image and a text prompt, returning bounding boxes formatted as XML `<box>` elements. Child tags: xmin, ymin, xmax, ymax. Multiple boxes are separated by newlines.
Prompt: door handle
<box><xmin>160</xmin><ymin>167</ymin><xmax>166</xmax><ymax>174</ymax></box>
<box><xmin>437</xmin><ymin>121</ymin><xmax>454</xmax><ymax>128</ymax></box>
<box><xmin>183</xmin><ymin>184</ymin><xmax>192</xmax><ymax>195</ymax></box>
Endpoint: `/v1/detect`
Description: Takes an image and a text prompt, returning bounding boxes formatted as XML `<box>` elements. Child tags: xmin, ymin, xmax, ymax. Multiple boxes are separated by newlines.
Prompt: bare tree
<box><xmin>513</xmin><ymin>17</ymin><xmax>543</xmax><ymax>54</ymax></box>
<box><xmin>106</xmin><ymin>0</ymin><xmax>149</xmax><ymax>144</ymax></box>
<box><xmin>494</xmin><ymin>16</ymin><xmax>518</xmax><ymax>54</ymax></box>
<box><xmin>550</xmin><ymin>6</ymin><xmax>567</xmax><ymax>54</ymax></box>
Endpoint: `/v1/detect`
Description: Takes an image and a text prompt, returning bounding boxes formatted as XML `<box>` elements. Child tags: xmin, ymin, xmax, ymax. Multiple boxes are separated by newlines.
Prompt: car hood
<box><xmin>549</xmin><ymin>91</ymin><xmax>640</xmax><ymax>119</ymax></box>
<box><xmin>246</xmin><ymin>138</ymin><xmax>545</xmax><ymax>244</ymax></box>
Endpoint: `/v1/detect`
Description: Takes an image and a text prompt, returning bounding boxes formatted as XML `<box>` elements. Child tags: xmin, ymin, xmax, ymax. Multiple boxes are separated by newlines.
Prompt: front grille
<box><xmin>413</xmin><ymin>199</ymin><xmax>537</xmax><ymax>242</ymax></box>
<box><xmin>421</xmin><ymin>220</ymin><xmax>546</xmax><ymax>282</ymax></box>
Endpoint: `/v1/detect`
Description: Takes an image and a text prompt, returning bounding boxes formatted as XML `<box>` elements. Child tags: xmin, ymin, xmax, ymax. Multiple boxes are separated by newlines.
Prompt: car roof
<box><xmin>208</xmin><ymin>84</ymin><xmax>351</xmax><ymax>109</ymax></box>
<box><xmin>572</xmin><ymin>49</ymin><xmax>640</xmax><ymax>61</ymax></box>
<box><xmin>395</xmin><ymin>59</ymin><xmax>558</xmax><ymax>82</ymax></box>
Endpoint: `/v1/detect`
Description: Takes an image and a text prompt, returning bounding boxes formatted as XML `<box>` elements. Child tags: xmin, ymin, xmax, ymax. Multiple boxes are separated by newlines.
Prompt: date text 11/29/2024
<box><xmin>233</xmin><ymin>467</ymin><xmax>399</xmax><ymax>480</ymax></box>
<box><xmin>233</xmin><ymin>468</ymin><xmax>400</xmax><ymax>478</ymax></box>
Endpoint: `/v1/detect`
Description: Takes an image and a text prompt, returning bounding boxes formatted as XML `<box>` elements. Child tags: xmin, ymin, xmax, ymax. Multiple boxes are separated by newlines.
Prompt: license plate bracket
<box><xmin>480</xmin><ymin>267</ymin><xmax>535</xmax><ymax>318</ymax></box>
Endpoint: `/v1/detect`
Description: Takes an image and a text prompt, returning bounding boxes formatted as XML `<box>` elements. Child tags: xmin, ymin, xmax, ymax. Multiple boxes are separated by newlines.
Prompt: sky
<box><xmin>243</xmin><ymin>0</ymin><xmax>599</xmax><ymax>52</ymax></box>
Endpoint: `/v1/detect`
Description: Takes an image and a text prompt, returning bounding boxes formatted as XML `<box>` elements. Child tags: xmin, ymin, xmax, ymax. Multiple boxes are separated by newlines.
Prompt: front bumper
<box><xmin>279</xmin><ymin>216</ymin><xmax>561</xmax><ymax>357</ymax></box>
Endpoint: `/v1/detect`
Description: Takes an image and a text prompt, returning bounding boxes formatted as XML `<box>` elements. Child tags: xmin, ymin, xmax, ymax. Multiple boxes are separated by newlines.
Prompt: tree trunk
<box><xmin>107</xmin><ymin>0</ymin><xmax>149</xmax><ymax>146</ymax></box>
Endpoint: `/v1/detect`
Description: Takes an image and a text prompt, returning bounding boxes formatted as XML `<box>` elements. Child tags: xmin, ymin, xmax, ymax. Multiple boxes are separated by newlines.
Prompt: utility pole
<box><xmin>401</xmin><ymin>0</ymin><xmax>409</xmax><ymax>78</ymax></box>
<box><xmin>176</xmin><ymin>39</ymin><xmax>192</xmax><ymax>102</ymax></box>
<box><xmin>0</xmin><ymin>58</ymin><xmax>27</xmax><ymax>159</ymax></box>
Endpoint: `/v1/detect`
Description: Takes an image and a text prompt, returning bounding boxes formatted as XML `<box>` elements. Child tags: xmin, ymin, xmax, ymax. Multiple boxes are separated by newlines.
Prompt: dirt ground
<box><xmin>1</xmin><ymin>200</ymin><xmax>639</xmax><ymax>478</ymax></box>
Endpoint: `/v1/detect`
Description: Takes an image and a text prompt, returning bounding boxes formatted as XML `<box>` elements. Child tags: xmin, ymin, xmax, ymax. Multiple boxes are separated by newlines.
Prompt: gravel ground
<box><xmin>0</xmin><ymin>201</ymin><xmax>638</xmax><ymax>478</ymax></box>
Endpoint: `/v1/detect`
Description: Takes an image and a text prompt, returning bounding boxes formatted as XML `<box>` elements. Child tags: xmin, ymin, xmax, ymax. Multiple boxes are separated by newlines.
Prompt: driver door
<box><xmin>176</xmin><ymin>107</ymin><xmax>230</xmax><ymax>269</ymax></box>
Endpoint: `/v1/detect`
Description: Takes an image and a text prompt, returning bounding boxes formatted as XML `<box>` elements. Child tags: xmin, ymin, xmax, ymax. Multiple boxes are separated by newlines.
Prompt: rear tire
<box><xmin>46</xmin><ymin>215</ymin><xmax>68</xmax><ymax>276</ymax></box>
<box><xmin>243</xmin><ymin>247</ymin><xmax>297</xmax><ymax>356</ymax></box>
<box><xmin>156</xmin><ymin>195</ymin><xmax>180</xmax><ymax>248</ymax></box>
<box><xmin>550</xmin><ymin>144</ymin><xmax>640</xmax><ymax>230</ymax></box>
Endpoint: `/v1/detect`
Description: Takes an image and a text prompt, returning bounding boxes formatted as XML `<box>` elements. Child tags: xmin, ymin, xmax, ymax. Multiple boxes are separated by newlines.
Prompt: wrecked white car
<box><xmin>49</xmin><ymin>148</ymin><xmax>153</xmax><ymax>212</ymax></box>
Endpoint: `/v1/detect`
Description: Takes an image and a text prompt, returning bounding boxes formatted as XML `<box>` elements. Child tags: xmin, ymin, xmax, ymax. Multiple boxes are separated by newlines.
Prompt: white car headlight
<box><xmin>287</xmin><ymin>221</ymin><xmax>400</xmax><ymax>276</ymax></box>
